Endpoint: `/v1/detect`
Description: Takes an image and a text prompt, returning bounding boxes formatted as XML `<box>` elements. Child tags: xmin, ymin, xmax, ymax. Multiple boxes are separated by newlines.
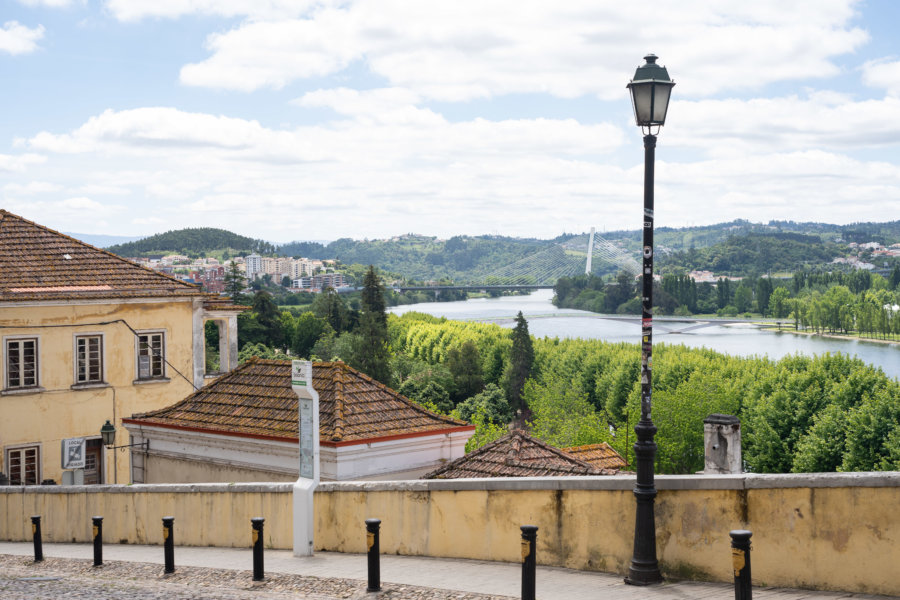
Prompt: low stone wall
<box><xmin>2</xmin><ymin>472</ymin><xmax>897</xmax><ymax>596</ymax></box>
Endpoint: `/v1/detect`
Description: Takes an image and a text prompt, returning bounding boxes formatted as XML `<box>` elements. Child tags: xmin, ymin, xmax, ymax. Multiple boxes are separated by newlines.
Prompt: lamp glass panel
<box><xmin>630</xmin><ymin>83</ymin><xmax>654</xmax><ymax>125</ymax></box>
<box><xmin>652</xmin><ymin>85</ymin><xmax>672</xmax><ymax>124</ymax></box>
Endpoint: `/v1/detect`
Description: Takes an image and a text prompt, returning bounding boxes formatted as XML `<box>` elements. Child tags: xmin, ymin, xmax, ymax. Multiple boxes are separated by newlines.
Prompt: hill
<box><xmin>659</xmin><ymin>232</ymin><xmax>843</xmax><ymax>277</ymax></box>
<box><xmin>106</xmin><ymin>228</ymin><xmax>276</xmax><ymax>257</ymax></box>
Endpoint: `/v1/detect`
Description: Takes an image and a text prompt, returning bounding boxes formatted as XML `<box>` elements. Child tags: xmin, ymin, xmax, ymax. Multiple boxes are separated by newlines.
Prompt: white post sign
<box><xmin>292</xmin><ymin>360</ymin><xmax>319</xmax><ymax>556</ymax></box>
<box><xmin>61</xmin><ymin>437</ymin><xmax>86</xmax><ymax>469</ymax></box>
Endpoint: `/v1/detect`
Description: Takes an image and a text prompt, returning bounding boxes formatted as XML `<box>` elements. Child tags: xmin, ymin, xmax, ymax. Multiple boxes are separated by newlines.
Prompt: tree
<box><xmin>505</xmin><ymin>311</ymin><xmax>534</xmax><ymax>419</ymax></box>
<box><xmin>250</xmin><ymin>291</ymin><xmax>285</xmax><ymax>350</ymax></box>
<box><xmin>281</xmin><ymin>275</ymin><xmax>292</xmax><ymax>287</ymax></box>
<box><xmin>446</xmin><ymin>340</ymin><xmax>484</xmax><ymax>402</ymax></box>
<box><xmin>349</xmin><ymin>266</ymin><xmax>392</xmax><ymax>384</ymax></box>
<box><xmin>312</xmin><ymin>287</ymin><xmax>350</xmax><ymax>333</ymax></box>
<box><xmin>733</xmin><ymin>283</ymin><xmax>753</xmax><ymax>313</ymax></box>
<box><xmin>769</xmin><ymin>287</ymin><xmax>791</xmax><ymax>319</ymax></box>
<box><xmin>756</xmin><ymin>277</ymin><xmax>773</xmax><ymax>316</ymax></box>
<box><xmin>292</xmin><ymin>312</ymin><xmax>331</xmax><ymax>358</ymax></box>
<box><xmin>360</xmin><ymin>265</ymin><xmax>387</xmax><ymax>327</ymax></box>
<box><xmin>223</xmin><ymin>261</ymin><xmax>246</xmax><ymax>302</ymax></box>
<box><xmin>454</xmin><ymin>383</ymin><xmax>511</xmax><ymax>425</ymax></box>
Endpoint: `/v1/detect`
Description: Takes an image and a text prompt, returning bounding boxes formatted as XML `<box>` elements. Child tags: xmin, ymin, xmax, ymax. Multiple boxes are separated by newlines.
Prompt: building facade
<box><xmin>0</xmin><ymin>210</ymin><xmax>243</xmax><ymax>485</ymax></box>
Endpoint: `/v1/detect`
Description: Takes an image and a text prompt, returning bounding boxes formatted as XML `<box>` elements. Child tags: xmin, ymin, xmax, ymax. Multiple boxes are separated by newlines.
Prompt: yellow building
<box><xmin>0</xmin><ymin>210</ymin><xmax>242</xmax><ymax>485</ymax></box>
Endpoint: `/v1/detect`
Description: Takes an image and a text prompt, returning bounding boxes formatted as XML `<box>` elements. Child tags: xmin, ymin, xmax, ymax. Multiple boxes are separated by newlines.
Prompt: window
<box><xmin>75</xmin><ymin>335</ymin><xmax>103</xmax><ymax>384</ymax></box>
<box><xmin>7</xmin><ymin>446</ymin><xmax>40</xmax><ymax>485</ymax></box>
<box><xmin>5</xmin><ymin>338</ymin><xmax>38</xmax><ymax>389</ymax></box>
<box><xmin>137</xmin><ymin>332</ymin><xmax>165</xmax><ymax>379</ymax></box>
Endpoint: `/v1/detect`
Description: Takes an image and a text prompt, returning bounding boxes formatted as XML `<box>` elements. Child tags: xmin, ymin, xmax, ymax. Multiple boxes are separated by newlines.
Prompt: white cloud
<box><xmin>861</xmin><ymin>58</ymin><xmax>900</xmax><ymax>97</ymax></box>
<box><xmin>2</xmin><ymin>181</ymin><xmax>62</xmax><ymax>194</ymax></box>
<box><xmin>103</xmin><ymin>0</ymin><xmax>323</xmax><ymax>21</ymax></box>
<box><xmin>666</xmin><ymin>94</ymin><xmax>900</xmax><ymax>155</ymax></box>
<box><xmin>175</xmin><ymin>1</ymin><xmax>866</xmax><ymax>100</ymax></box>
<box><xmin>0</xmin><ymin>153</ymin><xmax>46</xmax><ymax>172</ymax></box>
<box><xmin>0</xmin><ymin>21</ymin><xmax>45</xmax><ymax>55</ymax></box>
<box><xmin>17</xmin><ymin>0</ymin><xmax>79</xmax><ymax>7</ymax></box>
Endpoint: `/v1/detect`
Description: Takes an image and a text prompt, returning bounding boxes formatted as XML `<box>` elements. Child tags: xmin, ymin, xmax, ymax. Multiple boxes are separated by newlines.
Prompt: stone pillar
<box><xmin>703</xmin><ymin>414</ymin><xmax>741</xmax><ymax>474</ymax></box>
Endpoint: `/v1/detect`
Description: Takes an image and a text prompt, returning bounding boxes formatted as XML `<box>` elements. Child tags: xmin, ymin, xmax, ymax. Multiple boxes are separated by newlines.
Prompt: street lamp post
<box><xmin>625</xmin><ymin>53</ymin><xmax>674</xmax><ymax>586</ymax></box>
<box><xmin>100</xmin><ymin>419</ymin><xmax>149</xmax><ymax>485</ymax></box>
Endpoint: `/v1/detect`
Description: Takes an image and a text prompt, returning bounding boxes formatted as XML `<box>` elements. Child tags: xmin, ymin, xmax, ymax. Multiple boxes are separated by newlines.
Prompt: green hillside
<box><xmin>106</xmin><ymin>228</ymin><xmax>275</xmax><ymax>257</ymax></box>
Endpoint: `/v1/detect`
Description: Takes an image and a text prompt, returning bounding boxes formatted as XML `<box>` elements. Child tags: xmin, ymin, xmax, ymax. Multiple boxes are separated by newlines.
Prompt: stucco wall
<box><xmin>1</xmin><ymin>473</ymin><xmax>897</xmax><ymax>596</ymax></box>
<box><xmin>0</xmin><ymin>299</ymin><xmax>199</xmax><ymax>484</ymax></box>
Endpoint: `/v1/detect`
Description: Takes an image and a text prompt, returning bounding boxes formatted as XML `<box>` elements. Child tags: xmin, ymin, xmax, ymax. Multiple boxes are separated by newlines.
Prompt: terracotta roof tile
<box><xmin>423</xmin><ymin>430</ymin><xmax>620</xmax><ymax>479</ymax></box>
<box><xmin>0</xmin><ymin>209</ymin><xmax>211</xmax><ymax>301</ymax></box>
<box><xmin>125</xmin><ymin>358</ymin><xmax>471</xmax><ymax>443</ymax></box>
<box><xmin>561</xmin><ymin>443</ymin><xmax>627</xmax><ymax>470</ymax></box>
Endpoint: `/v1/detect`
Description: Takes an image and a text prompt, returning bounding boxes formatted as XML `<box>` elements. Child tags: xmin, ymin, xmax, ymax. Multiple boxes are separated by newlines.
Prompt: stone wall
<box><xmin>2</xmin><ymin>472</ymin><xmax>897</xmax><ymax>596</ymax></box>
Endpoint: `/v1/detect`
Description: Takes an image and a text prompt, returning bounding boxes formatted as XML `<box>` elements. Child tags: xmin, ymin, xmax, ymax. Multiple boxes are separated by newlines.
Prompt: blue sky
<box><xmin>2</xmin><ymin>0</ymin><xmax>900</xmax><ymax>243</ymax></box>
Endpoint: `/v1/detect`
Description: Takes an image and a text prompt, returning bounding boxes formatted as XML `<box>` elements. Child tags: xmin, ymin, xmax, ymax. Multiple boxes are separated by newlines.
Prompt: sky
<box><xmin>2</xmin><ymin>0</ymin><xmax>900</xmax><ymax>244</ymax></box>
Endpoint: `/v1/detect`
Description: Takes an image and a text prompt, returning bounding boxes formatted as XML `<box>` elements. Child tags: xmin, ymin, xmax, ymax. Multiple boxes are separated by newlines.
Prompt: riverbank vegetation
<box><xmin>555</xmin><ymin>266</ymin><xmax>900</xmax><ymax>342</ymax></box>
<box><xmin>232</xmin><ymin>266</ymin><xmax>899</xmax><ymax>474</ymax></box>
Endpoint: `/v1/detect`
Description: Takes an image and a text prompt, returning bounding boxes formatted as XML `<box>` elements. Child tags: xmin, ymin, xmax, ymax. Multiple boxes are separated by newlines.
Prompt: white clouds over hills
<box><xmin>2</xmin><ymin>0</ymin><xmax>900</xmax><ymax>239</ymax></box>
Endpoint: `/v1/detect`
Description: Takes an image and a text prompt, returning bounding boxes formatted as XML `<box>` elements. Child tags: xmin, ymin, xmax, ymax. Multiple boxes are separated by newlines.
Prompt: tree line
<box><xmin>230</xmin><ymin>265</ymin><xmax>899</xmax><ymax>474</ymax></box>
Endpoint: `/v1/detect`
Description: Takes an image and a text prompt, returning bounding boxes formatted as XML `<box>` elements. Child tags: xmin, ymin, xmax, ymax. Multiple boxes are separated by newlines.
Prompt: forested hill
<box><xmin>323</xmin><ymin>235</ymin><xmax>550</xmax><ymax>282</ymax></box>
<box><xmin>659</xmin><ymin>232</ymin><xmax>843</xmax><ymax>277</ymax></box>
<box><xmin>105</xmin><ymin>228</ymin><xmax>276</xmax><ymax>257</ymax></box>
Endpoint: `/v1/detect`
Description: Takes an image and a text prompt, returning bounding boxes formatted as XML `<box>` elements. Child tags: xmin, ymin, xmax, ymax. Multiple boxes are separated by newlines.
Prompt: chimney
<box><xmin>703</xmin><ymin>414</ymin><xmax>741</xmax><ymax>474</ymax></box>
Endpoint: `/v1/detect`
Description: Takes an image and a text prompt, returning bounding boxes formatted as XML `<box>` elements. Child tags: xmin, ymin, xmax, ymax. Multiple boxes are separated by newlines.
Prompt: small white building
<box><xmin>123</xmin><ymin>359</ymin><xmax>474</xmax><ymax>483</ymax></box>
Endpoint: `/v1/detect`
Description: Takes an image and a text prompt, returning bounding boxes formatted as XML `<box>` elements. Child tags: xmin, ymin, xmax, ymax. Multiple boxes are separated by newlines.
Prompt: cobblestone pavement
<box><xmin>0</xmin><ymin>555</ymin><xmax>514</xmax><ymax>600</ymax></box>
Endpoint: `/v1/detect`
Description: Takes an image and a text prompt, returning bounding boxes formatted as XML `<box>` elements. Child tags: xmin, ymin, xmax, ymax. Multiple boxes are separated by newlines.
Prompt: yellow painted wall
<box><xmin>143</xmin><ymin>455</ymin><xmax>296</xmax><ymax>484</ymax></box>
<box><xmin>0</xmin><ymin>299</ymin><xmax>198</xmax><ymax>484</ymax></box>
<box><xmin>1</xmin><ymin>477</ymin><xmax>897</xmax><ymax>596</ymax></box>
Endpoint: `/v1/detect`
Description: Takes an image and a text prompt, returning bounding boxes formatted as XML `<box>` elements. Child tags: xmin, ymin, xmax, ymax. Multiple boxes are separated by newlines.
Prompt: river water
<box><xmin>389</xmin><ymin>289</ymin><xmax>900</xmax><ymax>380</ymax></box>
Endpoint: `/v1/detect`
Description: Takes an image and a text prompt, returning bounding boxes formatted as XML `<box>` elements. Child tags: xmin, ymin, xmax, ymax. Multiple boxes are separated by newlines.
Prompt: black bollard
<box><xmin>251</xmin><ymin>517</ymin><xmax>265</xmax><ymax>581</ymax></box>
<box><xmin>92</xmin><ymin>516</ymin><xmax>103</xmax><ymax>567</ymax></box>
<box><xmin>730</xmin><ymin>530</ymin><xmax>753</xmax><ymax>600</ymax></box>
<box><xmin>365</xmin><ymin>518</ymin><xmax>382</xmax><ymax>592</ymax></box>
<box><xmin>162</xmin><ymin>516</ymin><xmax>175</xmax><ymax>574</ymax></box>
<box><xmin>31</xmin><ymin>515</ymin><xmax>43</xmax><ymax>562</ymax></box>
<box><xmin>520</xmin><ymin>525</ymin><xmax>538</xmax><ymax>600</ymax></box>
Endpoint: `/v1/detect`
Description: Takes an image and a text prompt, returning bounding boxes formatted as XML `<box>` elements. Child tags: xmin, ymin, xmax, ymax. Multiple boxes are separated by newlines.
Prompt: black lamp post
<box><xmin>624</xmin><ymin>53</ymin><xmax>673</xmax><ymax>586</ymax></box>
<box><xmin>100</xmin><ymin>419</ymin><xmax>149</xmax><ymax>484</ymax></box>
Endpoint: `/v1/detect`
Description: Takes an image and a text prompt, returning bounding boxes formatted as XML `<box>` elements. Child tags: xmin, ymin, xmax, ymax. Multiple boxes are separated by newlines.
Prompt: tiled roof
<box><xmin>423</xmin><ymin>430</ymin><xmax>619</xmax><ymax>479</ymax></box>
<box><xmin>561</xmin><ymin>443</ymin><xmax>627</xmax><ymax>470</ymax></box>
<box><xmin>125</xmin><ymin>358</ymin><xmax>471</xmax><ymax>444</ymax></box>
<box><xmin>0</xmin><ymin>210</ymin><xmax>209</xmax><ymax>302</ymax></box>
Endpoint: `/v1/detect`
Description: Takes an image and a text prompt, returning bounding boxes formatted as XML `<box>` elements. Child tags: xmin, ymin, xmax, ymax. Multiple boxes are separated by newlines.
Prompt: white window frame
<box><xmin>74</xmin><ymin>333</ymin><xmax>105</xmax><ymax>385</ymax></box>
<box><xmin>5</xmin><ymin>444</ymin><xmax>41</xmax><ymax>486</ymax></box>
<box><xmin>135</xmin><ymin>330</ymin><xmax>167</xmax><ymax>381</ymax></box>
<box><xmin>4</xmin><ymin>335</ymin><xmax>40</xmax><ymax>391</ymax></box>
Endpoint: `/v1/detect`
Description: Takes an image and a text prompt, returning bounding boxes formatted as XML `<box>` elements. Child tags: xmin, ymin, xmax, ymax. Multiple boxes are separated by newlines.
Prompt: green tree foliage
<box><xmin>454</xmin><ymin>383</ymin><xmax>511</xmax><ymax>425</ymax></box>
<box><xmin>223</xmin><ymin>261</ymin><xmax>246</xmax><ymax>303</ymax></box>
<box><xmin>505</xmin><ymin>312</ymin><xmax>534</xmax><ymax>416</ymax></box>
<box><xmin>445</xmin><ymin>340</ymin><xmax>484</xmax><ymax>402</ymax></box>
<box><xmin>312</xmin><ymin>287</ymin><xmax>352</xmax><ymax>333</ymax></box>
<box><xmin>464</xmin><ymin>406</ymin><xmax>507</xmax><ymax>452</ymax></box>
<box><xmin>756</xmin><ymin>277</ymin><xmax>773</xmax><ymax>315</ymax></box>
<box><xmin>292</xmin><ymin>312</ymin><xmax>331</xmax><ymax>358</ymax></box>
<box><xmin>733</xmin><ymin>283</ymin><xmax>753</xmax><ymax>313</ymax></box>
<box><xmin>386</xmin><ymin>309</ymin><xmax>900</xmax><ymax>473</ymax></box>
<box><xmin>524</xmin><ymin>374</ymin><xmax>611</xmax><ymax>448</ymax></box>
<box><xmin>238</xmin><ymin>342</ymin><xmax>290</xmax><ymax>363</ymax></box>
<box><xmin>348</xmin><ymin>266</ymin><xmax>392</xmax><ymax>384</ymax></box>
<box><xmin>105</xmin><ymin>227</ymin><xmax>275</xmax><ymax>257</ymax></box>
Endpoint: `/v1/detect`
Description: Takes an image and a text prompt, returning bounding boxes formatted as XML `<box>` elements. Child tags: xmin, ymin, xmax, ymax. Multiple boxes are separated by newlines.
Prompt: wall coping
<box><xmin>0</xmin><ymin>471</ymin><xmax>897</xmax><ymax>494</ymax></box>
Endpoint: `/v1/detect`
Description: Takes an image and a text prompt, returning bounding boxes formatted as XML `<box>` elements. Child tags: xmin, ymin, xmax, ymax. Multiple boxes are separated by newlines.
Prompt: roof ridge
<box><xmin>0</xmin><ymin>209</ymin><xmax>209</xmax><ymax>296</ymax></box>
<box><xmin>331</xmin><ymin>363</ymin><xmax>345</xmax><ymax>442</ymax></box>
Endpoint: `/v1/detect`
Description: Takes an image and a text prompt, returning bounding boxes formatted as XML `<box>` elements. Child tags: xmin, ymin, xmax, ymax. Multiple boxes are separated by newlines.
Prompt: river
<box><xmin>389</xmin><ymin>289</ymin><xmax>900</xmax><ymax>380</ymax></box>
